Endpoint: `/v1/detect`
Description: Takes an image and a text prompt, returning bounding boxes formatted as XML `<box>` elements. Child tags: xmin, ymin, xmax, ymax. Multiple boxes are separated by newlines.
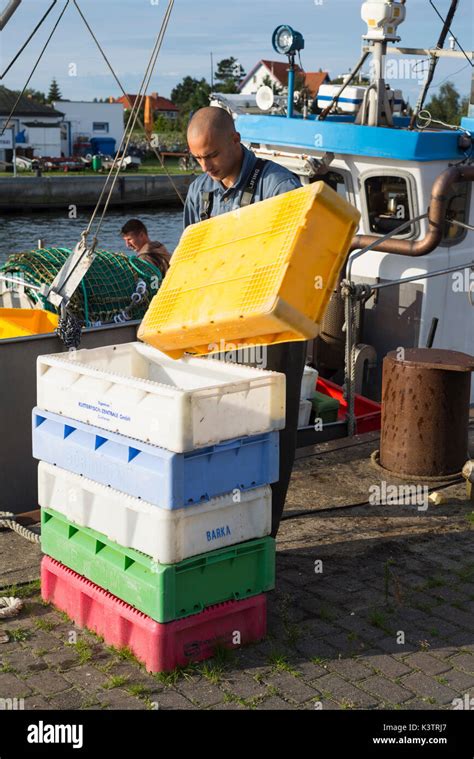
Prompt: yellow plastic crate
<box><xmin>138</xmin><ymin>182</ymin><xmax>360</xmax><ymax>358</ymax></box>
<box><xmin>0</xmin><ymin>308</ymin><xmax>59</xmax><ymax>339</ymax></box>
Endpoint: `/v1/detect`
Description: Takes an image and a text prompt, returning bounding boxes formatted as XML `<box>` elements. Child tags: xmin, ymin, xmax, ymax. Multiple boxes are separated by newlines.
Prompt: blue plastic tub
<box><xmin>90</xmin><ymin>137</ymin><xmax>116</xmax><ymax>155</ymax></box>
<box><xmin>32</xmin><ymin>408</ymin><xmax>279</xmax><ymax>510</ymax></box>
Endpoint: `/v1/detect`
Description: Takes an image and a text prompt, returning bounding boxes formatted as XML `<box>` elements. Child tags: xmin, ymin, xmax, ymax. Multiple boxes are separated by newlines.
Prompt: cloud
<box><xmin>1</xmin><ymin>0</ymin><xmax>471</xmax><ymax>100</ymax></box>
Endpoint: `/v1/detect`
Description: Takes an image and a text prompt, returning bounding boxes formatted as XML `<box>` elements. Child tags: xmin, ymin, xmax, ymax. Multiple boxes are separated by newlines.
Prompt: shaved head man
<box><xmin>187</xmin><ymin>107</ymin><xmax>243</xmax><ymax>188</ymax></box>
<box><xmin>183</xmin><ymin>105</ymin><xmax>301</xmax><ymax>228</ymax></box>
<box><xmin>182</xmin><ymin>105</ymin><xmax>307</xmax><ymax>540</ymax></box>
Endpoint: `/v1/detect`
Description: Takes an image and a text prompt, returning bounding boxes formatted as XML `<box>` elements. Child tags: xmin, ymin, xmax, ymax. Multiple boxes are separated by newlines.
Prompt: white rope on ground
<box><xmin>0</xmin><ymin>512</ymin><xmax>40</xmax><ymax>544</ymax></box>
<box><xmin>0</xmin><ymin>597</ymin><xmax>23</xmax><ymax>618</ymax></box>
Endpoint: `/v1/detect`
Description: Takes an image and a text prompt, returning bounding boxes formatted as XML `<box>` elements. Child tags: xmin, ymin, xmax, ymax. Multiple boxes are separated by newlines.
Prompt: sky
<box><xmin>1</xmin><ymin>0</ymin><xmax>472</xmax><ymax>106</ymax></box>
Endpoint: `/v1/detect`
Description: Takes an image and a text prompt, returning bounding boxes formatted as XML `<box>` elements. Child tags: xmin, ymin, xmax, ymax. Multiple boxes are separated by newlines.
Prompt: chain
<box><xmin>341</xmin><ymin>281</ymin><xmax>372</xmax><ymax>437</ymax></box>
<box><xmin>349</xmin><ymin>295</ymin><xmax>357</xmax><ymax>430</ymax></box>
<box><xmin>55</xmin><ymin>307</ymin><xmax>83</xmax><ymax>349</ymax></box>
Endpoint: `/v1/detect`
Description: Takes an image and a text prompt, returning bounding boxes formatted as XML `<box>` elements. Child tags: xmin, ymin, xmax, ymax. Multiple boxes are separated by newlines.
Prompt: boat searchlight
<box><xmin>271</xmin><ymin>25</ymin><xmax>305</xmax><ymax>119</ymax></box>
<box><xmin>272</xmin><ymin>24</ymin><xmax>305</xmax><ymax>56</ymax></box>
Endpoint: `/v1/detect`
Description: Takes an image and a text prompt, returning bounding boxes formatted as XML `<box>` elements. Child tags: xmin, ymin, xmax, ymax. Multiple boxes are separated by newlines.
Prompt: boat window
<box><xmin>442</xmin><ymin>181</ymin><xmax>470</xmax><ymax>245</ymax></box>
<box><xmin>314</xmin><ymin>170</ymin><xmax>348</xmax><ymax>201</ymax></box>
<box><xmin>364</xmin><ymin>175</ymin><xmax>413</xmax><ymax>236</ymax></box>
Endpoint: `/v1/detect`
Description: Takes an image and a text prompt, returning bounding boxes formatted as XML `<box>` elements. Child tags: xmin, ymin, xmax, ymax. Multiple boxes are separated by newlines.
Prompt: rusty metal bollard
<box><xmin>380</xmin><ymin>348</ymin><xmax>474</xmax><ymax>477</ymax></box>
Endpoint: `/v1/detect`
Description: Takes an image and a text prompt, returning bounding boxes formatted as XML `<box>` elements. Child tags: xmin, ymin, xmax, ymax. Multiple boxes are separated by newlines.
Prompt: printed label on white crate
<box><xmin>77</xmin><ymin>400</ymin><xmax>132</xmax><ymax>425</ymax></box>
<box><xmin>38</xmin><ymin>461</ymin><xmax>272</xmax><ymax>564</ymax></box>
<box><xmin>206</xmin><ymin>525</ymin><xmax>232</xmax><ymax>542</ymax></box>
<box><xmin>37</xmin><ymin>342</ymin><xmax>285</xmax><ymax>452</ymax></box>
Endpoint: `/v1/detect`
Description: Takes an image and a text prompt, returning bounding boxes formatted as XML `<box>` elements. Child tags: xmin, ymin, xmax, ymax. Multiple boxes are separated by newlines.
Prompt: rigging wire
<box><xmin>318</xmin><ymin>50</ymin><xmax>370</xmax><ymax>120</ymax></box>
<box><xmin>92</xmin><ymin>1</ymin><xmax>175</xmax><ymax>237</ymax></box>
<box><xmin>429</xmin><ymin>0</ymin><xmax>473</xmax><ymax>67</ymax></box>
<box><xmin>412</xmin><ymin>58</ymin><xmax>430</xmax><ymax>74</ymax></box>
<box><xmin>82</xmin><ymin>0</ymin><xmax>175</xmax><ymax>244</ymax></box>
<box><xmin>450</xmin><ymin>219</ymin><xmax>474</xmax><ymax>233</ymax></box>
<box><xmin>0</xmin><ymin>0</ymin><xmax>70</xmax><ymax>137</ymax></box>
<box><xmin>72</xmin><ymin>0</ymin><xmax>185</xmax><ymax>206</ymax></box>
<box><xmin>431</xmin><ymin>62</ymin><xmax>472</xmax><ymax>89</ymax></box>
<box><xmin>0</xmin><ymin>0</ymin><xmax>58</xmax><ymax>80</ymax></box>
<box><xmin>409</xmin><ymin>0</ymin><xmax>461</xmax><ymax>129</ymax></box>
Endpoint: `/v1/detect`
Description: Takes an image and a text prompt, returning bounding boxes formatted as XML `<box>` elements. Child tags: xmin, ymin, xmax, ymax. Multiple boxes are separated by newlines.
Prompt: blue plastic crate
<box><xmin>32</xmin><ymin>408</ymin><xmax>279</xmax><ymax>510</ymax></box>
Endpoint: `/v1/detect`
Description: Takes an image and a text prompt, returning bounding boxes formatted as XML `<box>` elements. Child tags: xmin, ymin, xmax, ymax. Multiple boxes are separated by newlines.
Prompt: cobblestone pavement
<box><xmin>0</xmin><ymin>438</ymin><xmax>473</xmax><ymax>711</ymax></box>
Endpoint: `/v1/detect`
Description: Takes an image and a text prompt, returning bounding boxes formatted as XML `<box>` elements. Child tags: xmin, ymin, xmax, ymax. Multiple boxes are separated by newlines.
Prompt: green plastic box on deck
<box><xmin>40</xmin><ymin>508</ymin><xmax>275</xmax><ymax>623</ymax></box>
<box><xmin>311</xmin><ymin>390</ymin><xmax>340</xmax><ymax>424</ymax></box>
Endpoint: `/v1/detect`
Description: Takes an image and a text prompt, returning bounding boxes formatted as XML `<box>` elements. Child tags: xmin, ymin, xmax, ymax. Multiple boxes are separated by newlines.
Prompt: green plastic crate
<box><xmin>311</xmin><ymin>390</ymin><xmax>340</xmax><ymax>424</ymax></box>
<box><xmin>40</xmin><ymin>508</ymin><xmax>275</xmax><ymax>623</ymax></box>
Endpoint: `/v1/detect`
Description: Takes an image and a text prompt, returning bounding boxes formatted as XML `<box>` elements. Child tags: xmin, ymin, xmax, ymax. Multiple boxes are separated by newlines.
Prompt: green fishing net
<box><xmin>0</xmin><ymin>247</ymin><xmax>162</xmax><ymax>326</ymax></box>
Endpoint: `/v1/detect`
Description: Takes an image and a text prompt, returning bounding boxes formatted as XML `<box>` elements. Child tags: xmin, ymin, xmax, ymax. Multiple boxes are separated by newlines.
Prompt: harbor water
<box><xmin>0</xmin><ymin>207</ymin><xmax>184</xmax><ymax>265</ymax></box>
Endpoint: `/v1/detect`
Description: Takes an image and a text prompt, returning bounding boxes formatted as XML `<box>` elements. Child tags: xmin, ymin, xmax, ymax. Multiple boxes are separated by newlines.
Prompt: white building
<box><xmin>239</xmin><ymin>59</ymin><xmax>330</xmax><ymax>100</ymax></box>
<box><xmin>52</xmin><ymin>100</ymin><xmax>124</xmax><ymax>156</ymax></box>
<box><xmin>0</xmin><ymin>86</ymin><xmax>63</xmax><ymax>160</ymax></box>
<box><xmin>21</xmin><ymin>121</ymin><xmax>62</xmax><ymax>157</ymax></box>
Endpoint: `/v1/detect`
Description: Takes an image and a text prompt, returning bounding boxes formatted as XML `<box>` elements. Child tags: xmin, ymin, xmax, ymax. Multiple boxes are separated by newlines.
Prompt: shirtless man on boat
<box><xmin>121</xmin><ymin>218</ymin><xmax>170</xmax><ymax>278</ymax></box>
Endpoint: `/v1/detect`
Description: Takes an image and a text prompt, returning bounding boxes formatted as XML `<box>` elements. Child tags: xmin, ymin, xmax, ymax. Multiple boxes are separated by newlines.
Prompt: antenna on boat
<box><xmin>318</xmin><ymin>0</ymin><xmax>406</xmax><ymax>125</ymax></box>
<box><xmin>360</xmin><ymin>0</ymin><xmax>406</xmax><ymax>126</ymax></box>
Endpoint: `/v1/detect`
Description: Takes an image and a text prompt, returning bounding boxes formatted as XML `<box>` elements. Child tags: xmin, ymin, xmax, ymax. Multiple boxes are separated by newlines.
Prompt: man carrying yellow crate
<box><xmin>184</xmin><ymin>106</ymin><xmax>307</xmax><ymax>538</ymax></box>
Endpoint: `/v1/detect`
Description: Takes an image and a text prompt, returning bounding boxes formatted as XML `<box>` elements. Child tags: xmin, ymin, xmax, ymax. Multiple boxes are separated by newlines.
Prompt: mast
<box><xmin>360</xmin><ymin>0</ymin><xmax>406</xmax><ymax>127</ymax></box>
<box><xmin>470</xmin><ymin>66</ymin><xmax>474</xmax><ymax>118</ymax></box>
<box><xmin>0</xmin><ymin>0</ymin><xmax>21</xmax><ymax>30</ymax></box>
<box><xmin>409</xmin><ymin>0</ymin><xmax>460</xmax><ymax>128</ymax></box>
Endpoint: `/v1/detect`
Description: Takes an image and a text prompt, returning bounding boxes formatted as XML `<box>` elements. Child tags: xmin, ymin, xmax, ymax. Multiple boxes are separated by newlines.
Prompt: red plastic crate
<box><xmin>41</xmin><ymin>556</ymin><xmax>267</xmax><ymax>673</ymax></box>
<box><xmin>315</xmin><ymin>378</ymin><xmax>381</xmax><ymax>434</ymax></box>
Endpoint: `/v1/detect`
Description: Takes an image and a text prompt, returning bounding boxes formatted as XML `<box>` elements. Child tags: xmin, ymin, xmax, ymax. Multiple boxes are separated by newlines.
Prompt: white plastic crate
<box><xmin>300</xmin><ymin>366</ymin><xmax>319</xmax><ymax>401</ymax></box>
<box><xmin>36</xmin><ymin>342</ymin><xmax>285</xmax><ymax>452</ymax></box>
<box><xmin>38</xmin><ymin>462</ymin><xmax>272</xmax><ymax>565</ymax></box>
<box><xmin>317</xmin><ymin>84</ymin><xmax>367</xmax><ymax>113</ymax></box>
<box><xmin>317</xmin><ymin>84</ymin><xmax>403</xmax><ymax>114</ymax></box>
<box><xmin>298</xmin><ymin>399</ymin><xmax>312</xmax><ymax>428</ymax></box>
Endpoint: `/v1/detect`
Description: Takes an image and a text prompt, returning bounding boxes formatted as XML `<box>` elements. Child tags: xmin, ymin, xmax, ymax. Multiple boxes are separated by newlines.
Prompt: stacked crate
<box><xmin>34</xmin><ymin>341</ymin><xmax>285</xmax><ymax>672</ymax></box>
<box><xmin>34</xmin><ymin>182</ymin><xmax>360</xmax><ymax>672</ymax></box>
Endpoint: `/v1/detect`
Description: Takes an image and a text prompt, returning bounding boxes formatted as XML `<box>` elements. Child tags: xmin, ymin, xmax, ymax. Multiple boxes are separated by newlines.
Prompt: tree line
<box><xmin>14</xmin><ymin>67</ymin><xmax>470</xmax><ymax>130</ymax></box>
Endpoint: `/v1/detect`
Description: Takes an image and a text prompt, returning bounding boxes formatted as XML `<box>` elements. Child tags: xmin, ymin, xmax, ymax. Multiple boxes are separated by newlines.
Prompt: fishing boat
<box><xmin>213</xmin><ymin>0</ymin><xmax>474</xmax><ymax>409</ymax></box>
